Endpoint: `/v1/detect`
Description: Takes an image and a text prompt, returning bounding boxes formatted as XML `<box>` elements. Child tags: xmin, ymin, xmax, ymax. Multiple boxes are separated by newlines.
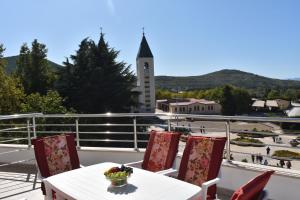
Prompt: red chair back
<box><xmin>142</xmin><ymin>131</ymin><xmax>181</xmax><ymax>172</ymax></box>
<box><xmin>230</xmin><ymin>170</ymin><xmax>274</xmax><ymax>200</ymax></box>
<box><xmin>32</xmin><ymin>134</ymin><xmax>80</xmax><ymax>178</ymax></box>
<box><xmin>178</xmin><ymin>136</ymin><xmax>227</xmax><ymax>199</ymax></box>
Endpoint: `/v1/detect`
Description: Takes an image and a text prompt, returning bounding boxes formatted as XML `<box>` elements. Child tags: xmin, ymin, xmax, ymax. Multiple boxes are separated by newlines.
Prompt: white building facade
<box><xmin>136</xmin><ymin>34</ymin><xmax>155</xmax><ymax>112</ymax></box>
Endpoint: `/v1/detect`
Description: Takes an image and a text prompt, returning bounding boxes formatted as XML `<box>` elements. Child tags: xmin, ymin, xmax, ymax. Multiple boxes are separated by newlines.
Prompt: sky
<box><xmin>1</xmin><ymin>0</ymin><xmax>300</xmax><ymax>79</ymax></box>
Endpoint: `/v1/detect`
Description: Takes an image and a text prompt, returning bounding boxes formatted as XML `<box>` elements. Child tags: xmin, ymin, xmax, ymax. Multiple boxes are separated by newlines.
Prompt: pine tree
<box><xmin>57</xmin><ymin>33</ymin><xmax>136</xmax><ymax>113</ymax></box>
<box><xmin>16</xmin><ymin>39</ymin><xmax>56</xmax><ymax>94</ymax></box>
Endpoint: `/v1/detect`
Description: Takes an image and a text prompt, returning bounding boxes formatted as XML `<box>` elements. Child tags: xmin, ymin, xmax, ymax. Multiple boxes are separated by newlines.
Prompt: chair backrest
<box><xmin>32</xmin><ymin>134</ymin><xmax>80</xmax><ymax>178</ymax></box>
<box><xmin>230</xmin><ymin>170</ymin><xmax>274</xmax><ymax>200</ymax></box>
<box><xmin>142</xmin><ymin>131</ymin><xmax>181</xmax><ymax>172</ymax></box>
<box><xmin>177</xmin><ymin>136</ymin><xmax>227</xmax><ymax>199</ymax></box>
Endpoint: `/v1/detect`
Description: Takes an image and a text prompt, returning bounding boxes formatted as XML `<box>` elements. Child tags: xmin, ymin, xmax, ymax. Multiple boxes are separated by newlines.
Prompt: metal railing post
<box><xmin>168</xmin><ymin>119</ymin><xmax>171</xmax><ymax>131</ymax></box>
<box><xmin>27</xmin><ymin>119</ymin><xmax>31</xmax><ymax>147</ymax></box>
<box><xmin>32</xmin><ymin>116</ymin><xmax>36</xmax><ymax>138</ymax></box>
<box><xmin>75</xmin><ymin>119</ymin><xmax>80</xmax><ymax>148</ymax></box>
<box><xmin>133</xmin><ymin>118</ymin><xmax>138</xmax><ymax>151</ymax></box>
<box><xmin>225</xmin><ymin>120</ymin><xmax>231</xmax><ymax>161</ymax></box>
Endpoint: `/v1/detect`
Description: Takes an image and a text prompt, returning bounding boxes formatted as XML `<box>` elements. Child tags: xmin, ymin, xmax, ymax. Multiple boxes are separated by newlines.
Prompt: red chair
<box><xmin>160</xmin><ymin>136</ymin><xmax>227</xmax><ymax>200</ymax></box>
<box><xmin>126</xmin><ymin>131</ymin><xmax>181</xmax><ymax>172</ymax></box>
<box><xmin>32</xmin><ymin>134</ymin><xmax>81</xmax><ymax>196</ymax></box>
<box><xmin>230</xmin><ymin>170</ymin><xmax>274</xmax><ymax>200</ymax></box>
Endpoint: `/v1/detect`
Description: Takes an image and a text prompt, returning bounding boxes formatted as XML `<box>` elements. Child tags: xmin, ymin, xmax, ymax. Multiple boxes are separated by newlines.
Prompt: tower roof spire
<box><xmin>137</xmin><ymin>29</ymin><xmax>153</xmax><ymax>59</ymax></box>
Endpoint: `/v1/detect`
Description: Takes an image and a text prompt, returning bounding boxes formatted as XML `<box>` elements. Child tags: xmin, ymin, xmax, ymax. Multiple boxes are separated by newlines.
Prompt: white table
<box><xmin>43</xmin><ymin>162</ymin><xmax>201</xmax><ymax>200</ymax></box>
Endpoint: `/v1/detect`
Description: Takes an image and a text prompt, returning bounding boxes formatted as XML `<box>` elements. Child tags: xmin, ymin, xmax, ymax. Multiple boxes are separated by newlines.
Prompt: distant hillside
<box><xmin>3</xmin><ymin>56</ymin><xmax>62</xmax><ymax>73</ymax></box>
<box><xmin>155</xmin><ymin>69</ymin><xmax>300</xmax><ymax>90</ymax></box>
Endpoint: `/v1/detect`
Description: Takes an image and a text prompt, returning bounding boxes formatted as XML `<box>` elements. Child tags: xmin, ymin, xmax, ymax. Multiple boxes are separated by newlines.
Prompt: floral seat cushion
<box><xmin>183</xmin><ymin>138</ymin><xmax>214</xmax><ymax>185</ymax></box>
<box><xmin>142</xmin><ymin>131</ymin><xmax>181</xmax><ymax>172</ymax></box>
<box><xmin>44</xmin><ymin>135</ymin><xmax>73</xmax><ymax>176</ymax></box>
<box><xmin>178</xmin><ymin>136</ymin><xmax>227</xmax><ymax>199</ymax></box>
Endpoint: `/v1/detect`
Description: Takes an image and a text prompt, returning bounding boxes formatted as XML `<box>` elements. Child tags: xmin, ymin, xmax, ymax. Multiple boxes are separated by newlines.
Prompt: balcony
<box><xmin>0</xmin><ymin>113</ymin><xmax>300</xmax><ymax>199</ymax></box>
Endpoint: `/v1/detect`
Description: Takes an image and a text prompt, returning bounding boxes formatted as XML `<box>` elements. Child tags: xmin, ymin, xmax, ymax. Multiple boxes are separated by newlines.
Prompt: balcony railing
<box><xmin>0</xmin><ymin>113</ymin><xmax>300</xmax><ymax>170</ymax></box>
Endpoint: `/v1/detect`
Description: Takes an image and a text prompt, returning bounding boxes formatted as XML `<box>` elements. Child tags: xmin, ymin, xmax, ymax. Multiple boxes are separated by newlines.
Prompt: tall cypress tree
<box><xmin>57</xmin><ymin>33</ymin><xmax>136</xmax><ymax>113</ymax></box>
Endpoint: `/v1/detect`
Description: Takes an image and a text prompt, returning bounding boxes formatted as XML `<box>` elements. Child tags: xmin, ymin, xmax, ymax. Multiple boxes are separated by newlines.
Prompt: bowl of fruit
<box><xmin>104</xmin><ymin>165</ymin><xmax>133</xmax><ymax>187</ymax></box>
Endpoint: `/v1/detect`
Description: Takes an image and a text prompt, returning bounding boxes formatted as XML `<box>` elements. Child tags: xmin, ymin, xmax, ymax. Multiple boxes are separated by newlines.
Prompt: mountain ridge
<box><xmin>3</xmin><ymin>55</ymin><xmax>62</xmax><ymax>73</ymax></box>
<box><xmin>155</xmin><ymin>69</ymin><xmax>300</xmax><ymax>90</ymax></box>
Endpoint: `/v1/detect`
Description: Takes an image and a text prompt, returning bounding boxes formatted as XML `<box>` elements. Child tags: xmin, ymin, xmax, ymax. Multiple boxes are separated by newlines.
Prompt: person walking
<box><xmin>280</xmin><ymin>160</ymin><xmax>285</xmax><ymax>168</ymax></box>
<box><xmin>264</xmin><ymin>159</ymin><xmax>268</xmax><ymax>165</ymax></box>
<box><xmin>266</xmin><ymin>146</ymin><xmax>271</xmax><ymax>155</ymax></box>
<box><xmin>251</xmin><ymin>154</ymin><xmax>255</xmax><ymax>163</ymax></box>
<box><xmin>287</xmin><ymin>161</ymin><xmax>292</xmax><ymax>169</ymax></box>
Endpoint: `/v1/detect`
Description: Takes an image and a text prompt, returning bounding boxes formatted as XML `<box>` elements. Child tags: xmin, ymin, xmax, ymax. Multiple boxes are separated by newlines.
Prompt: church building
<box><xmin>135</xmin><ymin>33</ymin><xmax>155</xmax><ymax>113</ymax></box>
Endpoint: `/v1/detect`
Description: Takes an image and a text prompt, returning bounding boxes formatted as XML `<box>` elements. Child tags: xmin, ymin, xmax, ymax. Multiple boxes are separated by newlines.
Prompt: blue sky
<box><xmin>1</xmin><ymin>0</ymin><xmax>300</xmax><ymax>79</ymax></box>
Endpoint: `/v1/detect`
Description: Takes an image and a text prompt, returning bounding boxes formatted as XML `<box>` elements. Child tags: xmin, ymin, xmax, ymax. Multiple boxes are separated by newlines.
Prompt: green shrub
<box><xmin>230</xmin><ymin>137</ymin><xmax>265</xmax><ymax>147</ymax></box>
<box><xmin>272</xmin><ymin>150</ymin><xmax>300</xmax><ymax>159</ymax></box>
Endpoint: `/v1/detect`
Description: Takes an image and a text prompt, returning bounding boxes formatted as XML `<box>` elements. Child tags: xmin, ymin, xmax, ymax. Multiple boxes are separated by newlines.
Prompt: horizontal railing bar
<box><xmin>79</xmin><ymin>124</ymin><xmax>133</xmax><ymax>127</ymax></box>
<box><xmin>0</xmin><ymin>126</ymin><xmax>32</xmax><ymax>132</ymax></box>
<box><xmin>79</xmin><ymin>131</ymin><xmax>134</xmax><ymax>134</ymax></box>
<box><xmin>137</xmin><ymin>140</ymin><xmax>149</xmax><ymax>142</ymax></box>
<box><xmin>0</xmin><ymin>138</ymin><xmax>27</xmax><ymax>143</ymax></box>
<box><xmin>0</xmin><ymin>124</ymin><xmax>28</xmax><ymax>126</ymax></box>
<box><xmin>79</xmin><ymin>139</ymin><xmax>134</xmax><ymax>142</ymax></box>
<box><xmin>0</xmin><ymin>113</ymin><xmax>42</xmax><ymax>120</ymax></box>
<box><xmin>36</xmin><ymin>124</ymin><xmax>75</xmax><ymax>127</ymax></box>
<box><xmin>1</xmin><ymin>113</ymin><xmax>300</xmax><ymax>123</ymax></box>
<box><xmin>0</xmin><ymin>130</ymin><xmax>29</xmax><ymax>133</ymax></box>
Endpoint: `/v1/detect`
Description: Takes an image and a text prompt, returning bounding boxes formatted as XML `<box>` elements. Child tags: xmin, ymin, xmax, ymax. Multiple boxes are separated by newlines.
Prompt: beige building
<box><xmin>157</xmin><ymin>98</ymin><xmax>222</xmax><ymax>114</ymax></box>
<box><xmin>252</xmin><ymin>99</ymin><xmax>290</xmax><ymax>111</ymax></box>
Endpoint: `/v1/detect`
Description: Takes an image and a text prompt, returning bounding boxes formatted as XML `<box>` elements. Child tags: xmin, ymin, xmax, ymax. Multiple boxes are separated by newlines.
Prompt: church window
<box><xmin>144</xmin><ymin>62</ymin><xmax>149</xmax><ymax>70</ymax></box>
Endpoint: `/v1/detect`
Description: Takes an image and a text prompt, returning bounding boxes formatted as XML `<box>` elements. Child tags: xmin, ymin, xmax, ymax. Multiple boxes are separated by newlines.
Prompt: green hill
<box><xmin>155</xmin><ymin>69</ymin><xmax>300</xmax><ymax>90</ymax></box>
<box><xmin>3</xmin><ymin>56</ymin><xmax>62</xmax><ymax>73</ymax></box>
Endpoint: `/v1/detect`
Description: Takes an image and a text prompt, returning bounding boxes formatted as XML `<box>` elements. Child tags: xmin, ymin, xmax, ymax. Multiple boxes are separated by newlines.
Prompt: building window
<box><xmin>182</xmin><ymin>107</ymin><xmax>185</xmax><ymax>112</ymax></box>
<box><xmin>144</xmin><ymin>62</ymin><xmax>149</xmax><ymax>70</ymax></box>
<box><xmin>175</xmin><ymin>107</ymin><xmax>177</xmax><ymax>112</ymax></box>
<box><xmin>145</xmin><ymin>95</ymin><xmax>150</xmax><ymax>98</ymax></box>
<box><xmin>144</xmin><ymin>81</ymin><xmax>149</xmax><ymax>84</ymax></box>
<box><xmin>202</xmin><ymin>107</ymin><xmax>204</xmax><ymax>111</ymax></box>
<box><xmin>145</xmin><ymin>100</ymin><xmax>151</xmax><ymax>103</ymax></box>
<box><xmin>145</xmin><ymin>86</ymin><xmax>150</xmax><ymax>88</ymax></box>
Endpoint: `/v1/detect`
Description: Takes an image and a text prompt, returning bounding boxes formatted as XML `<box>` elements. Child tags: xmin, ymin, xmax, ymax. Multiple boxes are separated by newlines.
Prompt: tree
<box><xmin>267</xmin><ymin>89</ymin><xmax>280</xmax><ymax>100</ymax></box>
<box><xmin>220</xmin><ymin>85</ymin><xmax>236</xmax><ymax>115</ymax></box>
<box><xmin>20</xmin><ymin>90</ymin><xmax>70</xmax><ymax>114</ymax></box>
<box><xmin>0</xmin><ymin>44</ymin><xmax>24</xmax><ymax>114</ymax></box>
<box><xmin>16</xmin><ymin>40</ymin><xmax>56</xmax><ymax>94</ymax></box>
<box><xmin>57</xmin><ymin>33</ymin><xmax>137</xmax><ymax>113</ymax></box>
<box><xmin>233</xmin><ymin>87</ymin><xmax>252</xmax><ymax>114</ymax></box>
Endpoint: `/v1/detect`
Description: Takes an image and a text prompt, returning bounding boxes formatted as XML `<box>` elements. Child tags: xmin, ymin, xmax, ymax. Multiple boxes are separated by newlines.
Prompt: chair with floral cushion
<box><xmin>126</xmin><ymin>130</ymin><xmax>181</xmax><ymax>172</ymax></box>
<box><xmin>230</xmin><ymin>170</ymin><xmax>274</xmax><ymax>200</ymax></box>
<box><xmin>160</xmin><ymin>136</ymin><xmax>227</xmax><ymax>200</ymax></box>
<box><xmin>32</xmin><ymin>133</ymin><xmax>82</xmax><ymax>198</ymax></box>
